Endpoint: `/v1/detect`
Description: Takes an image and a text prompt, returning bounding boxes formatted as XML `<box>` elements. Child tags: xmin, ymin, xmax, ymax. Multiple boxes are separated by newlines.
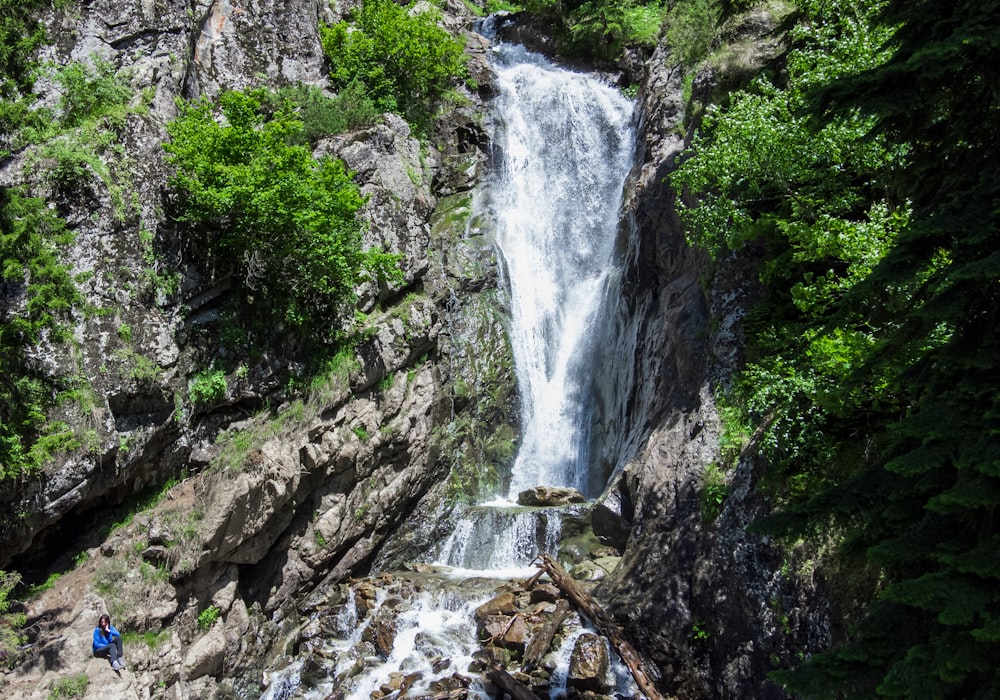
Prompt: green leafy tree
<box><xmin>767</xmin><ymin>1</ymin><xmax>1000</xmax><ymax>697</ymax></box>
<box><xmin>672</xmin><ymin>0</ymin><xmax>904</xmax><ymax>494</ymax></box>
<box><xmin>320</xmin><ymin>0</ymin><xmax>467</xmax><ymax>128</ymax></box>
<box><xmin>164</xmin><ymin>89</ymin><xmax>399</xmax><ymax>341</ymax></box>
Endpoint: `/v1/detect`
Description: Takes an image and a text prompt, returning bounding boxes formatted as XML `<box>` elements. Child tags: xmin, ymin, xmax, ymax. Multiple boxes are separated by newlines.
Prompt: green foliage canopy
<box><xmin>164</xmin><ymin>89</ymin><xmax>400</xmax><ymax>341</ymax></box>
<box><xmin>320</xmin><ymin>0</ymin><xmax>467</xmax><ymax>127</ymax></box>
<box><xmin>522</xmin><ymin>0</ymin><xmax>666</xmax><ymax>60</ymax></box>
<box><xmin>672</xmin><ymin>0</ymin><xmax>906</xmax><ymax>492</ymax></box>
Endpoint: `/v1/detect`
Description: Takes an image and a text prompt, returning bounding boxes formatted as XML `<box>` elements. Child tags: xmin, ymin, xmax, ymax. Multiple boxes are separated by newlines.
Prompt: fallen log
<box><xmin>536</xmin><ymin>554</ymin><xmax>668</xmax><ymax>700</ymax></box>
<box><xmin>522</xmin><ymin>598</ymin><xmax>570</xmax><ymax>672</ymax></box>
<box><xmin>487</xmin><ymin>668</ymin><xmax>541</xmax><ymax>700</ymax></box>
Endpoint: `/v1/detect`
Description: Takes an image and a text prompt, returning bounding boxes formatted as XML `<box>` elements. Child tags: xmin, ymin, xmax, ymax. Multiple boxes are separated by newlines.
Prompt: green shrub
<box><xmin>47</xmin><ymin>674</ymin><xmax>89</xmax><ymax>699</ymax></box>
<box><xmin>0</xmin><ymin>189</ymin><xmax>83</xmax><ymax>479</ymax></box>
<box><xmin>197</xmin><ymin>605</ymin><xmax>220</xmax><ymax>630</ymax></box>
<box><xmin>320</xmin><ymin>0</ymin><xmax>467</xmax><ymax>128</ymax></box>
<box><xmin>523</xmin><ymin>0</ymin><xmax>666</xmax><ymax>61</ymax></box>
<box><xmin>122</xmin><ymin>629</ymin><xmax>170</xmax><ymax>649</ymax></box>
<box><xmin>700</xmin><ymin>462</ymin><xmax>730</xmax><ymax>522</ymax></box>
<box><xmin>26</xmin><ymin>60</ymin><xmax>138</xmax><ymax>218</ymax></box>
<box><xmin>51</xmin><ymin>58</ymin><xmax>133</xmax><ymax>129</ymax></box>
<box><xmin>662</xmin><ymin>0</ymin><xmax>718</xmax><ymax>67</ymax></box>
<box><xmin>0</xmin><ymin>0</ymin><xmax>54</xmax><ymax>152</ymax></box>
<box><xmin>190</xmin><ymin>368</ymin><xmax>227</xmax><ymax>405</ymax></box>
<box><xmin>164</xmin><ymin>89</ymin><xmax>401</xmax><ymax>341</ymax></box>
<box><xmin>0</xmin><ymin>570</ymin><xmax>26</xmax><ymax>669</ymax></box>
<box><xmin>274</xmin><ymin>81</ymin><xmax>379</xmax><ymax>144</ymax></box>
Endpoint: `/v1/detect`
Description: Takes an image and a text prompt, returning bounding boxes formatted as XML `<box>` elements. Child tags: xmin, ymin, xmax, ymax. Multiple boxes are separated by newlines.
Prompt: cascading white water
<box><xmin>432</xmin><ymin>37</ymin><xmax>636</xmax><ymax>574</ymax></box>
<box><xmin>490</xmin><ymin>44</ymin><xmax>635</xmax><ymax>498</ymax></box>
<box><xmin>434</xmin><ymin>505</ymin><xmax>565</xmax><ymax>574</ymax></box>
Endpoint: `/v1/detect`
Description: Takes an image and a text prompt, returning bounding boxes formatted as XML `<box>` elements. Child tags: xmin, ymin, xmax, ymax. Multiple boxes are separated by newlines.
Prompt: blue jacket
<box><xmin>92</xmin><ymin>624</ymin><xmax>121</xmax><ymax>653</ymax></box>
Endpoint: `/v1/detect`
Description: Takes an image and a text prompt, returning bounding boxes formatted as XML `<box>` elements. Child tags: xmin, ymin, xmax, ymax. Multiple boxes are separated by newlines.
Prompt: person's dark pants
<box><xmin>94</xmin><ymin>636</ymin><xmax>123</xmax><ymax>665</ymax></box>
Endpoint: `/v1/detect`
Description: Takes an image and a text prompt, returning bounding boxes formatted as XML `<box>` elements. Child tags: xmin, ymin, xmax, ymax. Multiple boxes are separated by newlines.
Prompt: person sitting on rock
<box><xmin>92</xmin><ymin>613</ymin><xmax>125</xmax><ymax>671</ymax></box>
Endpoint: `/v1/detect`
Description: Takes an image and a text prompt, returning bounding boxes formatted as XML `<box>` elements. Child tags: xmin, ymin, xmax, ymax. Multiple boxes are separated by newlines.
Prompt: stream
<box><xmin>260</xmin><ymin>26</ymin><xmax>637</xmax><ymax>700</ymax></box>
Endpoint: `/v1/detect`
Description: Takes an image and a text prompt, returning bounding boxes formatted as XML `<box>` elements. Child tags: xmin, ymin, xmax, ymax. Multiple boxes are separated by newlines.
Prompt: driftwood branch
<box><xmin>487</xmin><ymin>668</ymin><xmax>541</xmax><ymax>700</ymax></box>
<box><xmin>485</xmin><ymin>613</ymin><xmax>519</xmax><ymax>646</ymax></box>
<box><xmin>536</xmin><ymin>554</ymin><xmax>668</xmax><ymax>700</ymax></box>
<box><xmin>521</xmin><ymin>567</ymin><xmax>546</xmax><ymax>589</ymax></box>
<box><xmin>522</xmin><ymin>598</ymin><xmax>570</xmax><ymax>672</ymax></box>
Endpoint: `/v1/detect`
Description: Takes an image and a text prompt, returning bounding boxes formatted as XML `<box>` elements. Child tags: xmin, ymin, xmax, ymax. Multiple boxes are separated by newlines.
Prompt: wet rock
<box><xmin>430</xmin><ymin>672</ymin><xmax>472</xmax><ymax>692</ymax></box>
<box><xmin>529</xmin><ymin>582</ymin><xmax>561</xmax><ymax>604</ymax></box>
<box><xmin>517</xmin><ymin>486</ymin><xmax>586</xmax><ymax>507</ymax></box>
<box><xmin>570</xmin><ymin>560</ymin><xmax>609</xmax><ymax>582</ymax></box>
<box><xmin>470</xmin><ymin>645</ymin><xmax>512</xmax><ymax>672</ymax></box>
<box><xmin>475</xmin><ymin>591</ymin><xmax>518</xmax><ymax>618</ymax></box>
<box><xmin>567</xmin><ymin>633</ymin><xmax>611</xmax><ymax>693</ymax></box>
<box><xmin>363</xmin><ymin>613</ymin><xmax>398</xmax><ymax>657</ymax></box>
<box><xmin>477</xmin><ymin>614</ymin><xmax>528</xmax><ymax>654</ymax></box>
<box><xmin>591</xmin><ymin>556</ymin><xmax>621</xmax><ymax>576</ymax></box>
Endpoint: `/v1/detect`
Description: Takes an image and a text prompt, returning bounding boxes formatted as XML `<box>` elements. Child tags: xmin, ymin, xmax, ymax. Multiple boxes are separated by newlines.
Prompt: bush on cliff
<box><xmin>0</xmin><ymin>570</ymin><xmax>26</xmax><ymax>669</ymax></box>
<box><xmin>320</xmin><ymin>0</ymin><xmax>467</xmax><ymax>129</ymax></box>
<box><xmin>0</xmin><ymin>188</ymin><xmax>82</xmax><ymax>479</ymax></box>
<box><xmin>164</xmin><ymin>88</ymin><xmax>400</xmax><ymax>343</ymax></box>
<box><xmin>521</xmin><ymin>0</ymin><xmax>666</xmax><ymax>61</ymax></box>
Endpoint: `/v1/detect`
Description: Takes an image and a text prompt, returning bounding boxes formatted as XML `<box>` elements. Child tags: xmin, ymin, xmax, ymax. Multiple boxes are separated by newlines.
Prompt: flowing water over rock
<box><xmin>258</xmin><ymin>32</ymin><xmax>637</xmax><ymax>700</ymax></box>
<box><xmin>490</xmin><ymin>44</ymin><xmax>635</xmax><ymax>500</ymax></box>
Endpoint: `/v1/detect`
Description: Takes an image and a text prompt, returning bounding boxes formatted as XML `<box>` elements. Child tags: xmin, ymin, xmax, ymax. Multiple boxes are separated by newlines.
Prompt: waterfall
<box><xmin>489</xmin><ymin>45</ymin><xmax>635</xmax><ymax>499</ymax></box>
<box><xmin>430</xmin><ymin>37</ymin><xmax>636</xmax><ymax>574</ymax></box>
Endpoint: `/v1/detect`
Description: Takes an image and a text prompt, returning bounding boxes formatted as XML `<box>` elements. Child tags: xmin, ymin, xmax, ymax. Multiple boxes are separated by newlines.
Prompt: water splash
<box><xmin>433</xmin><ymin>504</ymin><xmax>563</xmax><ymax>575</ymax></box>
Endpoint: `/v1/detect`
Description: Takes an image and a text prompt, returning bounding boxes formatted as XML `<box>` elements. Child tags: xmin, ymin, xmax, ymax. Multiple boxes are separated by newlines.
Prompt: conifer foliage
<box><xmin>674</xmin><ymin>0</ymin><xmax>1000</xmax><ymax>696</ymax></box>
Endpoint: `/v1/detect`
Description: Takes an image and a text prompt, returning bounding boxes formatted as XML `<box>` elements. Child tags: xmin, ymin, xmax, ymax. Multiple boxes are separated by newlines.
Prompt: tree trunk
<box><xmin>536</xmin><ymin>554</ymin><xmax>669</xmax><ymax>700</ymax></box>
<box><xmin>522</xmin><ymin>598</ymin><xmax>570</xmax><ymax>672</ymax></box>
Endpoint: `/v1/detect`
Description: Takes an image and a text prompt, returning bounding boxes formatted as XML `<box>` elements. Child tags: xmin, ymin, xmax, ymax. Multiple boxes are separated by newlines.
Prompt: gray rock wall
<box><xmin>1</xmin><ymin>0</ymin><xmax>497</xmax><ymax>695</ymax></box>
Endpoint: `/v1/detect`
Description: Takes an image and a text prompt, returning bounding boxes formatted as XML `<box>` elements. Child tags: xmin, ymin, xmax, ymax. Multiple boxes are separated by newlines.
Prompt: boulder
<box><xmin>529</xmin><ymin>582</ymin><xmax>561</xmax><ymax>605</ymax></box>
<box><xmin>477</xmin><ymin>614</ymin><xmax>528</xmax><ymax>653</ymax></box>
<box><xmin>567</xmin><ymin>633</ymin><xmax>611</xmax><ymax>693</ymax></box>
<box><xmin>475</xmin><ymin>591</ymin><xmax>518</xmax><ymax>619</ymax></box>
<box><xmin>184</xmin><ymin>622</ymin><xmax>226</xmax><ymax>680</ymax></box>
<box><xmin>517</xmin><ymin>487</ymin><xmax>586</xmax><ymax>507</ymax></box>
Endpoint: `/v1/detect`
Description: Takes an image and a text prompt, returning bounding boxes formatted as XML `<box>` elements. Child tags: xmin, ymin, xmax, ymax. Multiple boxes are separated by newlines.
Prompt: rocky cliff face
<box><xmin>1</xmin><ymin>0</ymin><xmax>502</xmax><ymax>696</ymax></box>
<box><xmin>1</xmin><ymin>2</ymin><xmax>832</xmax><ymax>698</ymax></box>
